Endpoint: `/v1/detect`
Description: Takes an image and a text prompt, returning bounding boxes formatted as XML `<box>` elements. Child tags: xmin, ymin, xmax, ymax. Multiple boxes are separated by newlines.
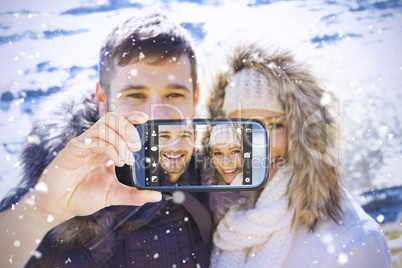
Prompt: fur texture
<box><xmin>0</xmin><ymin>86</ymin><xmax>113</xmax><ymax>244</ymax></box>
<box><xmin>0</xmin><ymin>86</ymin><xmax>98</xmax><ymax>212</ymax></box>
<box><xmin>206</xmin><ymin>40</ymin><xmax>344</xmax><ymax>231</ymax></box>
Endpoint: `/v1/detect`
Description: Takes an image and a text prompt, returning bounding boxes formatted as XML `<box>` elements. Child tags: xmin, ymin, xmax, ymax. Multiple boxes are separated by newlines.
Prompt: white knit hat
<box><xmin>209</xmin><ymin>124</ymin><xmax>242</xmax><ymax>147</ymax></box>
<box><xmin>222</xmin><ymin>68</ymin><xmax>284</xmax><ymax>116</ymax></box>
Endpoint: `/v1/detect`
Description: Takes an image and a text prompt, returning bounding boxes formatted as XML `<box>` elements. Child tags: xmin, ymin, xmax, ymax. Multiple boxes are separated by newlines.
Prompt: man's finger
<box><xmin>89</xmin><ymin>140</ymin><xmax>125</xmax><ymax>167</ymax></box>
<box><xmin>124</xmin><ymin>111</ymin><xmax>148</xmax><ymax>125</ymax></box>
<box><xmin>106</xmin><ymin>183</ymin><xmax>162</xmax><ymax>207</ymax></box>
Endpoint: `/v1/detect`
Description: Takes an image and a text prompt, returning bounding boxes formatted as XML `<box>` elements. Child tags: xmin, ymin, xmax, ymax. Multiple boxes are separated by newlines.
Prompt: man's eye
<box><xmin>167</xmin><ymin>93</ymin><xmax>184</xmax><ymax>98</ymax></box>
<box><xmin>127</xmin><ymin>93</ymin><xmax>146</xmax><ymax>99</ymax></box>
<box><xmin>180</xmin><ymin>134</ymin><xmax>191</xmax><ymax>139</ymax></box>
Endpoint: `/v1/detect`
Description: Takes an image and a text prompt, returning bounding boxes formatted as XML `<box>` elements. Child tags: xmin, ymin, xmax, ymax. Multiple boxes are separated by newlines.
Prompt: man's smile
<box><xmin>163</xmin><ymin>153</ymin><xmax>185</xmax><ymax>162</ymax></box>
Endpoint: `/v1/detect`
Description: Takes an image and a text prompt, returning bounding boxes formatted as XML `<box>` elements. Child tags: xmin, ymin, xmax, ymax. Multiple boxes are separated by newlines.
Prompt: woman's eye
<box><xmin>232</xmin><ymin>150</ymin><xmax>241</xmax><ymax>154</ymax></box>
<box><xmin>159</xmin><ymin>135</ymin><xmax>170</xmax><ymax>139</ymax></box>
<box><xmin>213</xmin><ymin>151</ymin><xmax>222</xmax><ymax>156</ymax></box>
<box><xmin>268</xmin><ymin>123</ymin><xmax>284</xmax><ymax>129</ymax></box>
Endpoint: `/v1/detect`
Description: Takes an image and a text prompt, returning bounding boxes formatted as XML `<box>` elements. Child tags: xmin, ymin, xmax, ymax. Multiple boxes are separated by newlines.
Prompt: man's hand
<box><xmin>0</xmin><ymin>111</ymin><xmax>162</xmax><ymax>267</ymax></box>
<box><xmin>26</xmin><ymin>111</ymin><xmax>162</xmax><ymax>223</ymax></box>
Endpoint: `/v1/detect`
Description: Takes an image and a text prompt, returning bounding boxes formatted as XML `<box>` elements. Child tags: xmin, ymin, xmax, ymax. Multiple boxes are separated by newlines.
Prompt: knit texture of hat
<box><xmin>222</xmin><ymin>68</ymin><xmax>284</xmax><ymax>115</ymax></box>
<box><xmin>209</xmin><ymin>124</ymin><xmax>242</xmax><ymax>147</ymax></box>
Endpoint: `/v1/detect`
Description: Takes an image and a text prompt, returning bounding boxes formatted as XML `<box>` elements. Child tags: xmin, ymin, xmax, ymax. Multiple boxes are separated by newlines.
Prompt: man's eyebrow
<box><xmin>121</xmin><ymin>84</ymin><xmax>191</xmax><ymax>92</ymax></box>
<box><xmin>122</xmin><ymin>85</ymin><xmax>148</xmax><ymax>91</ymax></box>
<box><xmin>166</xmin><ymin>84</ymin><xmax>191</xmax><ymax>92</ymax></box>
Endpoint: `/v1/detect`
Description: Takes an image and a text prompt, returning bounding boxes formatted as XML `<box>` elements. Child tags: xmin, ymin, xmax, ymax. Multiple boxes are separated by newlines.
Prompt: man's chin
<box><xmin>161</xmin><ymin>165</ymin><xmax>186</xmax><ymax>175</ymax></box>
<box><xmin>163</xmin><ymin>168</ymin><xmax>184</xmax><ymax>175</ymax></box>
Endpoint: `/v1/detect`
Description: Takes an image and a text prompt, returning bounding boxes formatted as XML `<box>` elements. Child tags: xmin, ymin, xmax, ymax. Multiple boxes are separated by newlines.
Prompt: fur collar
<box><xmin>205</xmin><ymin>39</ymin><xmax>345</xmax><ymax>231</ymax></box>
<box><xmin>0</xmin><ymin>86</ymin><xmax>98</xmax><ymax>211</ymax></box>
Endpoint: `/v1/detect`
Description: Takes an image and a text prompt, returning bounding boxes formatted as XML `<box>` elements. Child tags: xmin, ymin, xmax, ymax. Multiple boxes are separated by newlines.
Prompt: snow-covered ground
<box><xmin>1</xmin><ymin>0</ymin><xmax>401</xmax><ymax>264</ymax></box>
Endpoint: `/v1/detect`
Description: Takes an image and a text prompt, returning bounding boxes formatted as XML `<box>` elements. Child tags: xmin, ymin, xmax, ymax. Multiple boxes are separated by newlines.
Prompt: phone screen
<box><xmin>133</xmin><ymin>119</ymin><xmax>269</xmax><ymax>191</ymax></box>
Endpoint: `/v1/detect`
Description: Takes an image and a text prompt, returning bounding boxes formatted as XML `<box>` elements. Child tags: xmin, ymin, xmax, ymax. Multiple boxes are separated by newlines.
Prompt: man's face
<box><xmin>158</xmin><ymin>125</ymin><xmax>195</xmax><ymax>182</ymax></box>
<box><xmin>107</xmin><ymin>54</ymin><xmax>196</xmax><ymax>119</ymax></box>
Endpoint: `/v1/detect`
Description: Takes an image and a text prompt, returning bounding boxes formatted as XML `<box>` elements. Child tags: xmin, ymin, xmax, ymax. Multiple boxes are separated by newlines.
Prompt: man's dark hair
<box><xmin>99</xmin><ymin>12</ymin><xmax>197</xmax><ymax>94</ymax></box>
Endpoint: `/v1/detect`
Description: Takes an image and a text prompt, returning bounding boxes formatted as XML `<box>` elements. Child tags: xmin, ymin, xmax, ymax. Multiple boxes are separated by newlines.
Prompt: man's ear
<box><xmin>96</xmin><ymin>82</ymin><xmax>107</xmax><ymax>117</ymax></box>
<box><xmin>193</xmin><ymin>84</ymin><xmax>200</xmax><ymax>115</ymax></box>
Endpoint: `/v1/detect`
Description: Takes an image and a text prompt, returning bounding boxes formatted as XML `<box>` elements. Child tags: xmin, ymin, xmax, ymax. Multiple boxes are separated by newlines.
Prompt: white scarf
<box><xmin>210</xmin><ymin>168</ymin><xmax>294</xmax><ymax>268</ymax></box>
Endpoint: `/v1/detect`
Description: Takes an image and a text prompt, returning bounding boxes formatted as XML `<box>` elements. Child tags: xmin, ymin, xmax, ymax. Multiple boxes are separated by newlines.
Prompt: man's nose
<box><xmin>152</xmin><ymin>107</ymin><xmax>176</xmax><ymax>120</ymax></box>
<box><xmin>146</xmin><ymin>100</ymin><xmax>185</xmax><ymax>120</ymax></box>
<box><xmin>170</xmin><ymin>138</ymin><xmax>185</xmax><ymax>150</ymax></box>
<box><xmin>163</xmin><ymin>141</ymin><xmax>183</xmax><ymax>155</ymax></box>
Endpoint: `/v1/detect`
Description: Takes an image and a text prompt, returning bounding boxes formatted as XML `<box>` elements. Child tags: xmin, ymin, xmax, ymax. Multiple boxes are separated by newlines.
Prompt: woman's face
<box><xmin>211</xmin><ymin>143</ymin><xmax>243</xmax><ymax>184</ymax></box>
<box><xmin>229</xmin><ymin>109</ymin><xmax>288</xmax><ymax>184</ymax></box>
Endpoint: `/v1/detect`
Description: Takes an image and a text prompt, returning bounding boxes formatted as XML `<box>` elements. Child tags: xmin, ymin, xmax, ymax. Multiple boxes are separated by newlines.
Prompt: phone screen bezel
<box><xmin>132</xmin><ymin>118</ymin><xmax>270</xmax><ymax>191</ymax></box>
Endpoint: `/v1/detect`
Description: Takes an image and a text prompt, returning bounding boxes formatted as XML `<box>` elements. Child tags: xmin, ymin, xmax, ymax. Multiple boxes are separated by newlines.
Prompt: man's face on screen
<box><xmin>158</xmin><ymin>125</ymin><xmax>195</xmax><ymax>183</ymax></box>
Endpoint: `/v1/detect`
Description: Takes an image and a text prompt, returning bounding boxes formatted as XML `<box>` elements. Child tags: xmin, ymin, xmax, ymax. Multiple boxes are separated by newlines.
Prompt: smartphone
<box><xmin>132</xmin><ymin>118</ymin><xmax>270</xmax><ymax>191</ymax></box>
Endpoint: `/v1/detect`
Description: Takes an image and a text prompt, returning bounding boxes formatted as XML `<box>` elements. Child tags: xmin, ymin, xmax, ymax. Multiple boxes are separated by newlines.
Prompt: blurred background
<box><xmin>0</xmin><ymin>0</ymin><xmax>401</xmax><ymax>265</ymax></box>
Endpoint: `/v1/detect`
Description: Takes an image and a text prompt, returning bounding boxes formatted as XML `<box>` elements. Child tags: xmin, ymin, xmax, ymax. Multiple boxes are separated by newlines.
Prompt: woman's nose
<box><xmin>221</xmin><ymin>155</ymin><xmax>232</xmax><ymax>166</ymax></box>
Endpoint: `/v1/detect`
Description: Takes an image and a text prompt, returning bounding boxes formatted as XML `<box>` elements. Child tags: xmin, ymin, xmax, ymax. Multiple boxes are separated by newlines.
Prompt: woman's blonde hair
<box><xmin>206</xmin><ymin>38</ymin><xmax>344</xmax><ymax>231</ymax></box>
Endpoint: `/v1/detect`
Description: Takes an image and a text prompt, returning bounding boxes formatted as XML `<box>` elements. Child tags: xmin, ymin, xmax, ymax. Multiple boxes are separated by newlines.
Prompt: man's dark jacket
<box><xmin>0</xmin><ymin>87</ymin><xmax>213</xmax><ymax>267</ymax></box>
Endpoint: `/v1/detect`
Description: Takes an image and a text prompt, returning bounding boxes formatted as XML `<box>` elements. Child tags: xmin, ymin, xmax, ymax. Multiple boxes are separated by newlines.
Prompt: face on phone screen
<box><xmin>155</xmin><ymin>124</ymin><xmax>196</xmax><ymax>184</ymax></box>
<box><xmin>133</xmin><ymin>119</ymin><xmax>269</xmax><ymax>191</ymax></box>
<box><xmin>209</xmin><ymin>124</ymin><xmax>244</xmax><ymax>185</ymax></box>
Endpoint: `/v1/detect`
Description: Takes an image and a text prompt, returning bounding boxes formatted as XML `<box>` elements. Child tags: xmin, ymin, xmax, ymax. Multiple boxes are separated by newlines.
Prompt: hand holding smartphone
<box><xmin>130</xmin><ymin>118</ymin><xmax>270</xmax><ymax>191</ymax></box>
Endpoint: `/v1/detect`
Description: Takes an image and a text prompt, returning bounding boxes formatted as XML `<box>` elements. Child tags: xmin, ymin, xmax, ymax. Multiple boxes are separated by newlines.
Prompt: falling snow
<box><xmin>35</xmin><ymin>181</ymin><xmax>48</xmax><ymax>193</ymax></box>
<box><xmin>337</xmin><ymin>253</ymin><xmax>349</xmax><ymax>265</ymax></box>
<box><xmin>376</xmin><ymin>214</ymin><xmax>385</xmax><ymax>223</ymax></box>
<box><xmin>130</xmin><ymin>69</ymin><xmax>138</xmax><ymax>77</ymax></box>
<box><xmin>32</xmin><ymin>250</ymin><xmax>42</xmax><ymax>259</ymax></box>
<box><xmin>47</xmin><ymin>214</ymin><xmax>54</xmax><ymax>223</ymax></box>
<box><xmin>172</xmin><ymin>191</ymin><xmax>185</xmax><ymax>204</ymax></box>
<box><xmin>0</xmin><ymin>0</ymin><xmax>401</xmax><ymax>265</ymax></box>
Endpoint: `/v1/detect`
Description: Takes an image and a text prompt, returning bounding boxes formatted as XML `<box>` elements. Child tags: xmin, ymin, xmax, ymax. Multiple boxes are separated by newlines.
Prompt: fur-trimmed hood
<box><xmin>0</xmin><ymin>86</ymin><xmax>98</xmax><ymax>212</ymax></box>
<box><xmin>0</xmin><ymin>86</ymin><xmax>115</xmax><ymax>244</ymax></box>
<box><xmin>206</xmin><ymin>39</ymin><xmax>345</xmax><ymax>231</ymax></box>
